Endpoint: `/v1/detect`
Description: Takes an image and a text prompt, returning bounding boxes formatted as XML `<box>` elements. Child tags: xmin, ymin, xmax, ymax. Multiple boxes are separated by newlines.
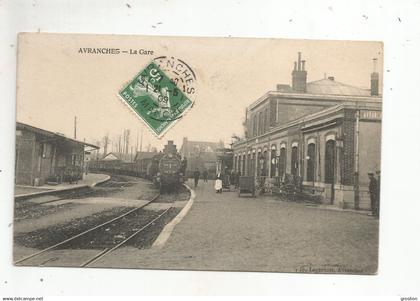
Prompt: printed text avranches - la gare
<box><xmin>78</xmin><ymin>48</ymin><xmax>154</xmax><ymax>55</ymax></box>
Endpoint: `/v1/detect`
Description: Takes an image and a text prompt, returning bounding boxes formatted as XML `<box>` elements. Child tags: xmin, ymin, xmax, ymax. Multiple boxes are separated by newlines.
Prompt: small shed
<box><xmin>15</xmin><ymin>122</ymin><xmax>99</xmax><ymax>186</ymax></box>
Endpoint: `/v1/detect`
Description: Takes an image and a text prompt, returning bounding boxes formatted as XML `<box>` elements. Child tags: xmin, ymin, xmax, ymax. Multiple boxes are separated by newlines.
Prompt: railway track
<box><xmin>33</xmin><ymin>189</ymin><xmax>95</xmax><ymax>205</ymax></box>
<box><xmin>13</xmin><ymin>188</ymin><xmax>97</xmax><ymax>221</ymax></box>
<box><xmin>15</xmin><ymin>187</ymin><xmax>94</xmax><ymax>204</ymax></box>
<box><xmin>14</xmin><ymin>175</ymin><xmax>137</xmax><ymax>210</ymax></box>
<box><xmin>14</xmin><ymin>192</ymin><xmax>175</xmax><ymax>267</ymax></box>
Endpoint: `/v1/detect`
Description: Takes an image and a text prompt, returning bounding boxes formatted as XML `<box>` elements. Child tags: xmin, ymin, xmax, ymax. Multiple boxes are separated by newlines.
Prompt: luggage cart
<box><xmin>238</xmin><ymin>176</ymin><xmax>256</xmax><ymax>197</ymax></box>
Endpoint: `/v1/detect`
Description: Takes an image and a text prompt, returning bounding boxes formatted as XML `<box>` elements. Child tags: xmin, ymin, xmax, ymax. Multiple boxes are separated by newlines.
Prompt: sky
<box><xmin>16</xmin><ymin>33</ymin><xmax>383</xmax><ymax>154</ymax></box>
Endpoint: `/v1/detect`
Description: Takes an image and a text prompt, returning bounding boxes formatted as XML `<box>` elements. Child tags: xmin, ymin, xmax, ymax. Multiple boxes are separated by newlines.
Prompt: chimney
<box><xmin>276</xmin><ymin>84</ymin><xmax>292</xmax><ymax>92</ymax></box>
<box><xmin>371</xmin><ymin>58</ymin><xmax>379</xmax><ymax>96</ymax></box>
<box><xmin>298</xmin><ymin>52</ymin><xmax>302</xmax><ymax>70</ymax></box>
<box><xmin>292</xmin><ymin>52</ymin><xmax>307</xmax><ymax>93</ymax></box>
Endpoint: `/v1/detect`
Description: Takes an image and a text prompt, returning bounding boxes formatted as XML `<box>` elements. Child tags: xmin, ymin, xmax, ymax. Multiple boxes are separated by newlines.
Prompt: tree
<box><xmin>102</xmin><ymin>134</ymin><xmax>109</xmax><ymax>156</ymax></box>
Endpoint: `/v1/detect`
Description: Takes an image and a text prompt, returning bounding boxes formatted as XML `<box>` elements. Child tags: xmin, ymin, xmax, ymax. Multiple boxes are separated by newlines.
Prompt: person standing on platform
<box><xmin>230</xmin><ymin>170</ymin><xmax>236</xmax><ymax>188</ymax></box>
<box><xmin>368</xmin><ymin>173</ymin><xmax>378</xmax><ymax>217</ymax></box>
<box><xmin>193</xmin><ymin>168</ymin><xmax>200</xmax><ymax>188</ymax></box>
<box><xmin>203</xmin><ymin>169</ymin><xmax>208</xmax><ymax>183</ymax></box>
<box><xmin>375</xmin><ymin>170</ymin><xmax>381</xmax><ymax>218</ymax></box>
<box><xmin>215</xmin><ymin>171</ymin><xmax>223</xmax><ymax>194</ymax></box>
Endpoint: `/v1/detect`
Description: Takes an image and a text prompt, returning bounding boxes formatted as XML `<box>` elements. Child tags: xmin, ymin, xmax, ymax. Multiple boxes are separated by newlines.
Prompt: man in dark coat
<box><xmin>368</xmin><ymin>173</ymin><xmax>378</xmax><ymax>217</ymax></box>
<box><xmin>193</xmin><ymin>168</ymin><xmax>200</xmax><ymax>188</ymax></box>
<box><xmin>235</xmin><ymin>171</ymin><xmax>241</xmax><ymax>189</ymax></box>
<box><xmin>230</xmin><ymin>170</ymin><xmax>236</xmax><ymax>187</ymax></box>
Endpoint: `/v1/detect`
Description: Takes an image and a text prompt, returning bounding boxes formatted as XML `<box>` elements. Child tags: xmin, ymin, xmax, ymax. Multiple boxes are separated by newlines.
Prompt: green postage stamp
<box><xmin>118</xmin><ymin>58</ymin><xmax>195</xmax><ymax>138</ymax></box>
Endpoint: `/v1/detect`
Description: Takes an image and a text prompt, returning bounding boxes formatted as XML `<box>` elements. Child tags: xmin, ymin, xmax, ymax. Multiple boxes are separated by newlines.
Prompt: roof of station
<box><xmin>306</xmin><ymin>78</ymin><xmax>371</xmax><ymax>96</ymax></box>
<box><xmin>16</xmin><ymin>122</ymin><xmax>99</xmax><ymax>149</ymax></box>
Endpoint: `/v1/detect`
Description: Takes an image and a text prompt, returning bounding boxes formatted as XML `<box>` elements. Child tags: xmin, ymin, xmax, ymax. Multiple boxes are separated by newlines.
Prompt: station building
<box><xmin>232</xmin><ymin>53</ymin><xmax>382</xmax><ymax>210</ymax></box>
<box><xmin>15</xmin><ymin>122</ymin><xmax>99</xmax><ymax>186</ymax></box>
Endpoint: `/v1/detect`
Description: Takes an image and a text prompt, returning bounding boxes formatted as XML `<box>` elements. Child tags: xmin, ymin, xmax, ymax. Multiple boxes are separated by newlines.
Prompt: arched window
<box><xmin>278</xmin><ymin>146</ymin><xmax>286</xmax><ymax>180</ymax></box>
<box><xmin>291</xmin><ymin>145</ymin><xmax>299</xmax><ymax>177</ymax></box>
<box><xmin>325</xmin><ymin>140</ymin><xmax>336</xmax><ymax>184</ymax></box>
<box><xmin>307</xmin><ymin>143</ymin><xmax>316</xmax><ymax>182</ymax></box>
<box><xmin>270</xmin><ymin>146</ymin><xmax>277</xmax><ymax>178</ymax></box>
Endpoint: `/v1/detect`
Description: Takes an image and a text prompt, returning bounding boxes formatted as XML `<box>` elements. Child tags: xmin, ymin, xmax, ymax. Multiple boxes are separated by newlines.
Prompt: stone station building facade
<box><xmin>232</xmin><ymin>53</ymin><xmax>382</xmax><ymax>209</ymax></box>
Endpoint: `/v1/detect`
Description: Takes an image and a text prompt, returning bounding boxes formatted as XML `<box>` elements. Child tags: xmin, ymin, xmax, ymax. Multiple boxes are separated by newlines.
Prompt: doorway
<box><xmin>291</xmin><ymin>146</ymin><xmax>299</xmax><ymax>177</ymax></box>
<box><xmin>325</xmin><ymin>139</ymin><xmax>336</xmax><ymax>203</ymax></box>
<box><xmin>307</xmin><ymin>143</ymin><xmax>316</xmax><ymax>182</ymax></box>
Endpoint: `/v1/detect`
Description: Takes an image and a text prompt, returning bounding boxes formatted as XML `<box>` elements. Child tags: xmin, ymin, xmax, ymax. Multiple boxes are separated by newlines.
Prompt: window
<box><xmin>307</xmin><ymin>143</ymin><xmax>316</xmax><ymax>182</ymax></box>
<box><xmin>270</xmin><ymin>148</ymin><xmax>276</xmax><ymax>178</ymax></box>
<box><xmin>57</xmin><ymin>154</ymin><xmax>66</xmax><ymax>167</ymax></box>
<box><xmin>278</xmin><ymin>147</ymin><xmax>286</xmax><ymax>180</ymax></box>
<box><xmin>291</xmin><ymin>146</ymin><xmax>299</xmax><ymax>177</ymax></box>
<box><xmin>42</xmin><ymin>143</ymin><xmax>52</xmax><ymax>159</ymax></box>
<box><xmin>262</xmin><ymin>111</ymin><xmax>266</xmax><ymax>134</ymax></box>
<box><xmin>265</xmin><ymin>108</ymin><xmax>269</xmax><ymax>131</ymax></box>
<box><xmin>253</xmin><ymin>115</ymin><xmax>257</xmax><ymax>137</ymax></box>
<box><xmin>325</xmin><ymin>140</ymin><xmax>336</xmax><ymax>184</ymax></box>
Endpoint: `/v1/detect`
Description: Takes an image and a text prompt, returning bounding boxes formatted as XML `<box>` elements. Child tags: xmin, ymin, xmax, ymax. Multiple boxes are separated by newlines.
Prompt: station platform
<box><xmin>93</xmin><ymin>178</ymin><xmax>379</xmax><ymax>274</ymax></box>
<box><xmin>14</xmin><ymin>173</ymin><xmax>110</xmax><ymax>199</ymax></box>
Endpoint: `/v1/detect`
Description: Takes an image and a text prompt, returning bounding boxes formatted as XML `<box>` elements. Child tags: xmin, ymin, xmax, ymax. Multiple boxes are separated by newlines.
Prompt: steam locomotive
<box><xmin>91</xmin><ymin>141</ymin><xmax>187</xmax><ymax>192</ymax></box>
<box><xmin>154</xmin><ymin>152</ymin><xmax>184</xmax><ymax>192</ymax></box>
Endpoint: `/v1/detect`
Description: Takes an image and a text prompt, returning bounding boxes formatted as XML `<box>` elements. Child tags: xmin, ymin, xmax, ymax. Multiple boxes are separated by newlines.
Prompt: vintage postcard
<box><xmin>14</xmin><ymin>33</ymin><xmax>382</xmax><ymax>274</ymax></box>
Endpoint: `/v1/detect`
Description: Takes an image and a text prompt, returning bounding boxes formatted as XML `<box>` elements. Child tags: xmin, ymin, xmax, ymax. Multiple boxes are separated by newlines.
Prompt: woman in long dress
<box><xmin>214</xmin><ymin>171</ymin><xmax>223</xmax><ymax>193</ymax></box>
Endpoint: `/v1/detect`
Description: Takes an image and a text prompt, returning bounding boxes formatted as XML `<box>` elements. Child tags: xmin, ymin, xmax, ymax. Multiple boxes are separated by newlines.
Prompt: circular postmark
<box><xmin>119</xmin><ymin>56</ymin><xmax>197</xmax><ymax>137</ymax></box>
<box><xmin>153</xmin><ymin>56</ymin><xmax>197</xmax><ymax>96</ymax></box>
<box><xmin>148</xmin><ymin>56</ymin><xmax>197</xmax><ymax>122</ymax></box>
